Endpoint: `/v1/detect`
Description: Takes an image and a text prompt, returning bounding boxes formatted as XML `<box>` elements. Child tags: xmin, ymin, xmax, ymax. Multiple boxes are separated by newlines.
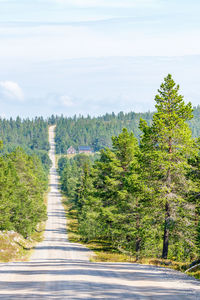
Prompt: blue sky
<box><xmin>0</xmin><ymin>0</ymin><xmax>200</xmax><ymax>117</ymax></box>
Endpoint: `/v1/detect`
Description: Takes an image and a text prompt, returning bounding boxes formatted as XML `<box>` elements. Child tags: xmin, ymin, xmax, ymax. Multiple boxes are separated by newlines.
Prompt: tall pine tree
<box><xmin>140</xmin><ymin>74</ymin><xmax>197</xmax><ymax>259</ymax></box>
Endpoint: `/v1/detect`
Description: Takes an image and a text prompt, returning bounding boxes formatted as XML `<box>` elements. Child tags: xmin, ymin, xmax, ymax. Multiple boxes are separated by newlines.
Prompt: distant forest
<box><xmin>53</xmin><ymin>105</ymin><xmax>200</xmax><ymax>154</ymax></box>
<box><xmin>0</xmin><ymin>117</ymin><xmax>51</xmax><ymax>171</ymax></box>
<box><xmin>1</xmin><ymin>105</ymin><xmax>200</xmax><ymax>158</ymax></box>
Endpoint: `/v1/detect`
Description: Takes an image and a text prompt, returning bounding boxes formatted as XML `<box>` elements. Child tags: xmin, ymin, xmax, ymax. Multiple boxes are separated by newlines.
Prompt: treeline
<box><xmin>0</xmin><ymin>148</ymin><xmax>48</xmax><ymax>237</ymax></box>
<box><xmin>0</xmin><ymin>116</ymin><xmax>51</xmax><ymax>171</ymax></box>
<box><xmin>54</xmin><ymin>104</ymin><xmax>200</xmax><ymax>154</ymax></box>
<box><xmin>58</xmin><ymin>75</ymin><xmax>200</xmax><ymax>261</ymax></box>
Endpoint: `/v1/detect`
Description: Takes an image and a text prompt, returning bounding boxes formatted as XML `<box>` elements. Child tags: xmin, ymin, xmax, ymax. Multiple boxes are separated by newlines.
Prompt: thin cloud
<box><xmin>0</xmin><ymin>81</ymin><xmax>24</xmax><ymax>101</ymax></box>
<box><xmin>50</xmin><ymin>0</ymin><xmax>160</xmax><ymax>8</ymax></box>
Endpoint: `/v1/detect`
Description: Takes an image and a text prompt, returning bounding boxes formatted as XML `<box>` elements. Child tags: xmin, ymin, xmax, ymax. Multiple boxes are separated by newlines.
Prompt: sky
<box><xmin>0</xmin><ymin>0</ymin><xmax>200</xmax><ymax>118</ymax></box>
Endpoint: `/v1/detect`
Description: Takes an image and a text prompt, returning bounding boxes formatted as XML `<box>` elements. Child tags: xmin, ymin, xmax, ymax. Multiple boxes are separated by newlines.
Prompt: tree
<box><xmin>0</xmin><ymin>148</ymin><xmax>47</xmax><ymax>237</ymax></box>
<box><xmin>140</xmin><ymin>74</ymin><xmax>197</xmax><ymax>259</ymax></box>
<box><xmin>78</xmin><ymin>129</ymin><xmax>145</xmax><ymax>255</ymax></box>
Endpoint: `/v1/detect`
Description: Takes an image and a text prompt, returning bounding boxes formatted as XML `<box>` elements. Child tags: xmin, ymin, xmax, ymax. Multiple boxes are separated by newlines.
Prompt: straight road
<box><xmin>0</xmin><ymin>126</ymin><xmax>200</xmax><ymax>299</ymax></box>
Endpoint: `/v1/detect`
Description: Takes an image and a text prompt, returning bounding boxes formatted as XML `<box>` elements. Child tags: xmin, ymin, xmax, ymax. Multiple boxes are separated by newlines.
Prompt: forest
<box><xmin>54</xmin><ymin>103</ymin><xmax>200</xmax><ymax>154</ymax></box>
<box><xmin>0</xmin><ymin>117</ymin><xmax>50</xmax><ymax>237</ymax></box>
<box><xmin>0</xmin><ymin>116</ymin><xmax>51</xmax><ymax>171</ymax></box>
<box><xmin>1</xmin><ymin>74</ymin><xmax>200</xmax><ymax>261</ymax></box>
<box><xmin>0</xmin><ymin>148</ymin><xmax>48</xmax><ymax>237</ymax></box>
<box><xmin>58</xmin><ymin>74</ymin><xmax>200</xmax><ymax>262</ymax></box>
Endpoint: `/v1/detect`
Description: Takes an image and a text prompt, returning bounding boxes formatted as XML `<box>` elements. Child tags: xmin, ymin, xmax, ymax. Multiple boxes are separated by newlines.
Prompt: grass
<box><xmin>0</xmin><ymin>222</ymin><xmax>45</xmax><ymax>263</ymax></box>
<box><xmin>62</xmin><ymin>196</ymin><xmax>199</xmax><ymax>280</ymax></box>
<box><xmin>188</xmin><ymin>270</ymin><xmax>200</xmax><ymax>280</ymax></box>
<box><xmin>62</xmin><ymin>199</ymin><xmax>81</xmax><ymax>243</ymax></box>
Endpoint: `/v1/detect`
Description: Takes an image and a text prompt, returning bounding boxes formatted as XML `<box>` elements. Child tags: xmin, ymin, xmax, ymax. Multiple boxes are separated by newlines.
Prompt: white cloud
<box><xmin>0</xmin><ymin>81</ymin><xmax>24</xmax><ymax>101</ymax></box>
<box><xmin>60</xmin><ymin>95</ymin><xmax>74</xmax><ymax>107</ymax></box>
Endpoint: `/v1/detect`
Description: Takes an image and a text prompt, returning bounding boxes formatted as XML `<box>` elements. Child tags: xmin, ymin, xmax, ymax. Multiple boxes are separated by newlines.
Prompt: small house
<box><xmin>67</xmin><ymin>146</ymin><xmax>76</xmax><ymax>155</ymax></box>
<box><xmin>78</xmin><ymin>146</ymin><xmax>92</xmax><ymax>154</ymax></box>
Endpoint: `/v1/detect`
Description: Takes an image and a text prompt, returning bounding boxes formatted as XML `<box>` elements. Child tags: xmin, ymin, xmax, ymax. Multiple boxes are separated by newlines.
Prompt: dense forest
<box><xmin>54</xmin><ymin>105</ymin><xmax>200</xmax><ymax>154</ymax></box>
<box><xmin>0</xmin><ymin>117</ymin><xmax>50</xmax><ymax>237</ymax></box>
<box><xmin>58</xmin><ymin>74</ymin><xmax>200</xmax><ymax>262</ymax></box>
<box><xmin>0</xmin><ymin>148</ymin><xmax>48</xmax><ymax>237</ymax></box>
<box><xmin>0</xmin><ymin>117</ymin><xmax>51</xmax><ymax>171</ymax></box>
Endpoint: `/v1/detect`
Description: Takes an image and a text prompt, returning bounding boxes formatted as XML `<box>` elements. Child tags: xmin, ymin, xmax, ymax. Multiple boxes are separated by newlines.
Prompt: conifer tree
<box><xmin>140</xmin><ymin>74</ymin><xmax>197</xmax><ymax>259</ymax></box>
<box><xmin>82</xmin><ymin>129</ymin><xmax>145</xmax><ymax>254</ymax></box>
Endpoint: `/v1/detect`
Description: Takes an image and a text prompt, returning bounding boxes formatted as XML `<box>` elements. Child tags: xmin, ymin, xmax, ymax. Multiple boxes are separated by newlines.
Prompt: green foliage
<box><xmin>0</xmin><ymin>116</ymin><xmax>49</xmax><ymax>152</ymax></box>
<box><xmin>58</xmin><ymin>74</ymin><xmax>200</xmax><ymax>264</ymax></box>
<box><xmin>59</xmin><ymin>154</ymin><xmax>93</xmax><ymax>204</ymax></box>
<box><xmin>54</xmin><ymin>106</ymin><xmax>200</xmax><ymax>154</ymax></box>
<box><xmin>0</xmin><ymin>148</ymin><xmax>47</xmax><ymax>237</ymax></box>
<box><xmin>55</xmin><ymin>112</ymin><xmax>153</xmax><ymax>153</ymax></box>
<box><xmin>59</xmin><ymin>129</ymin><xmax>147</xmax><ymax>256</ymax></box>
<box><xmin>0</xmin><ymin>116</ymin><xmax>51</xmax><ymax>172</ymax></box>
<box><xmin>0</xmin><ymin>117</ymin><xmax>50</xmax><ymax>238</ymax></box>
<box><xmin>139</xmin><ymin>74</ymin><xmax>198</xmax><ymax>260</ymax></box>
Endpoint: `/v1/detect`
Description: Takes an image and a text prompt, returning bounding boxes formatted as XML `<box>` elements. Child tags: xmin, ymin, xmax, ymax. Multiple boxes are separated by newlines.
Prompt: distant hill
<box><xmin>54</xmin><ymin>105</ymin><xmax>200</xmax><ymax>154</ymax></box>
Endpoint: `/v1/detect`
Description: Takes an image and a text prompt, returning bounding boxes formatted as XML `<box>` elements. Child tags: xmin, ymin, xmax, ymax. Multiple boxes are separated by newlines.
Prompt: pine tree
<box><xmin>140</xmin><ymin>74</ymin><xmax>197</xmax><ymax>259</ymax></box>
<box><xmin>81</xmin><ymin>129</ymin><xmax>145</xmax><ymax>254</ymax></box>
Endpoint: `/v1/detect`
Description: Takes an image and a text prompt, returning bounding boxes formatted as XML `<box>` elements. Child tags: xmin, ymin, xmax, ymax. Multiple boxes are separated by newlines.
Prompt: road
<box><xmin>0</xmin><ymin>125</ymin><xmax>200</xmax><ymax>299</ymax></box>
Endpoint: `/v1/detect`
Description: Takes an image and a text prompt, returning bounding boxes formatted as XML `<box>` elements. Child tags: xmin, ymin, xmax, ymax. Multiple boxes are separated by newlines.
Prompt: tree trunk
<box><xmin>162</xmin><ymin>163</ymin><xmax>171</xmax><ymax>259</ymax></box>
<box><xmin>168</xmin><ymin>136</ymin><xmax>172</xmax><ymax>153</ymax></box>
<box><xmin>135</xmin><ymin>211</ymin><xmax>141</xmax><ymax>260</ymax></box>
<box><xmin>136</xmin><ymin>236</ymin><xmax>141</xmax><ymax>260</ymax></box>
<box><xmin>162</xmin><ymin>201</ymin><xmax>170</xmax><ymax>259</ymax></box>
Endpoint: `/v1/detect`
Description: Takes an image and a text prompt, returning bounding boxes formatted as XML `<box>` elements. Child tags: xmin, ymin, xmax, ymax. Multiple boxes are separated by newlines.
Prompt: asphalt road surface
<box><xmin>0</xmin><ymin>126</ymin><xmax>200</xmax><ymax>299</ymax></box>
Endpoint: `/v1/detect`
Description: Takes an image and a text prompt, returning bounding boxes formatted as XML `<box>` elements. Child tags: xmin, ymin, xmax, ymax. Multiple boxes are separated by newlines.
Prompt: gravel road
<box><xmin>0</xmin><ymin>125</ymin><xmax>200</xmax><ymax>299</ymax></box>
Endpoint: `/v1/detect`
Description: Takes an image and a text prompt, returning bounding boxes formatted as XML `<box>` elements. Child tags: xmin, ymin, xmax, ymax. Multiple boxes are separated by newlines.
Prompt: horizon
<box><xmin>0</xmin><ymin>1</ymin><xmax>200</xmax><ymax>117</ymax></box>
<box><xmin>1</xmin><ymin>103</ymin><xmax>200</xmax><ymax>121</ymax></box>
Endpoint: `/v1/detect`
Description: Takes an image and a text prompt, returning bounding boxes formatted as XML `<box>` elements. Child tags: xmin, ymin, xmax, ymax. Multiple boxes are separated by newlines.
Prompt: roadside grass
<box><xmin>0</xmin><ymin>232</ymin><xmax>26</xmax><ymax>263</ymax></box>
<box><xmin>62</xmin><ymin>196</ymin><xmax>199</xmax><ymax>280</ymax></box>
<box><xmin>62</xmin><ymin>199</ymin><xmax>81</xmax><ymax>243</ymax></box>
<box><xmin>188</xmin><ymin>270</ymin><xmax>200</xmax><ymax>280</ymax></box>
<box><xmin>0</xmin><ymin>221</ymin><xmax>45</xmax><ymax>263</ymax></box>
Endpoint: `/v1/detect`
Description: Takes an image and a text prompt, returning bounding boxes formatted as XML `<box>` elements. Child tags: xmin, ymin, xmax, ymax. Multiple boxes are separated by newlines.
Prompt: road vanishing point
<box><xmin>0</xmin><ymin>126</ymin><xmax>200</xmax><ymax>299</ymax></box>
